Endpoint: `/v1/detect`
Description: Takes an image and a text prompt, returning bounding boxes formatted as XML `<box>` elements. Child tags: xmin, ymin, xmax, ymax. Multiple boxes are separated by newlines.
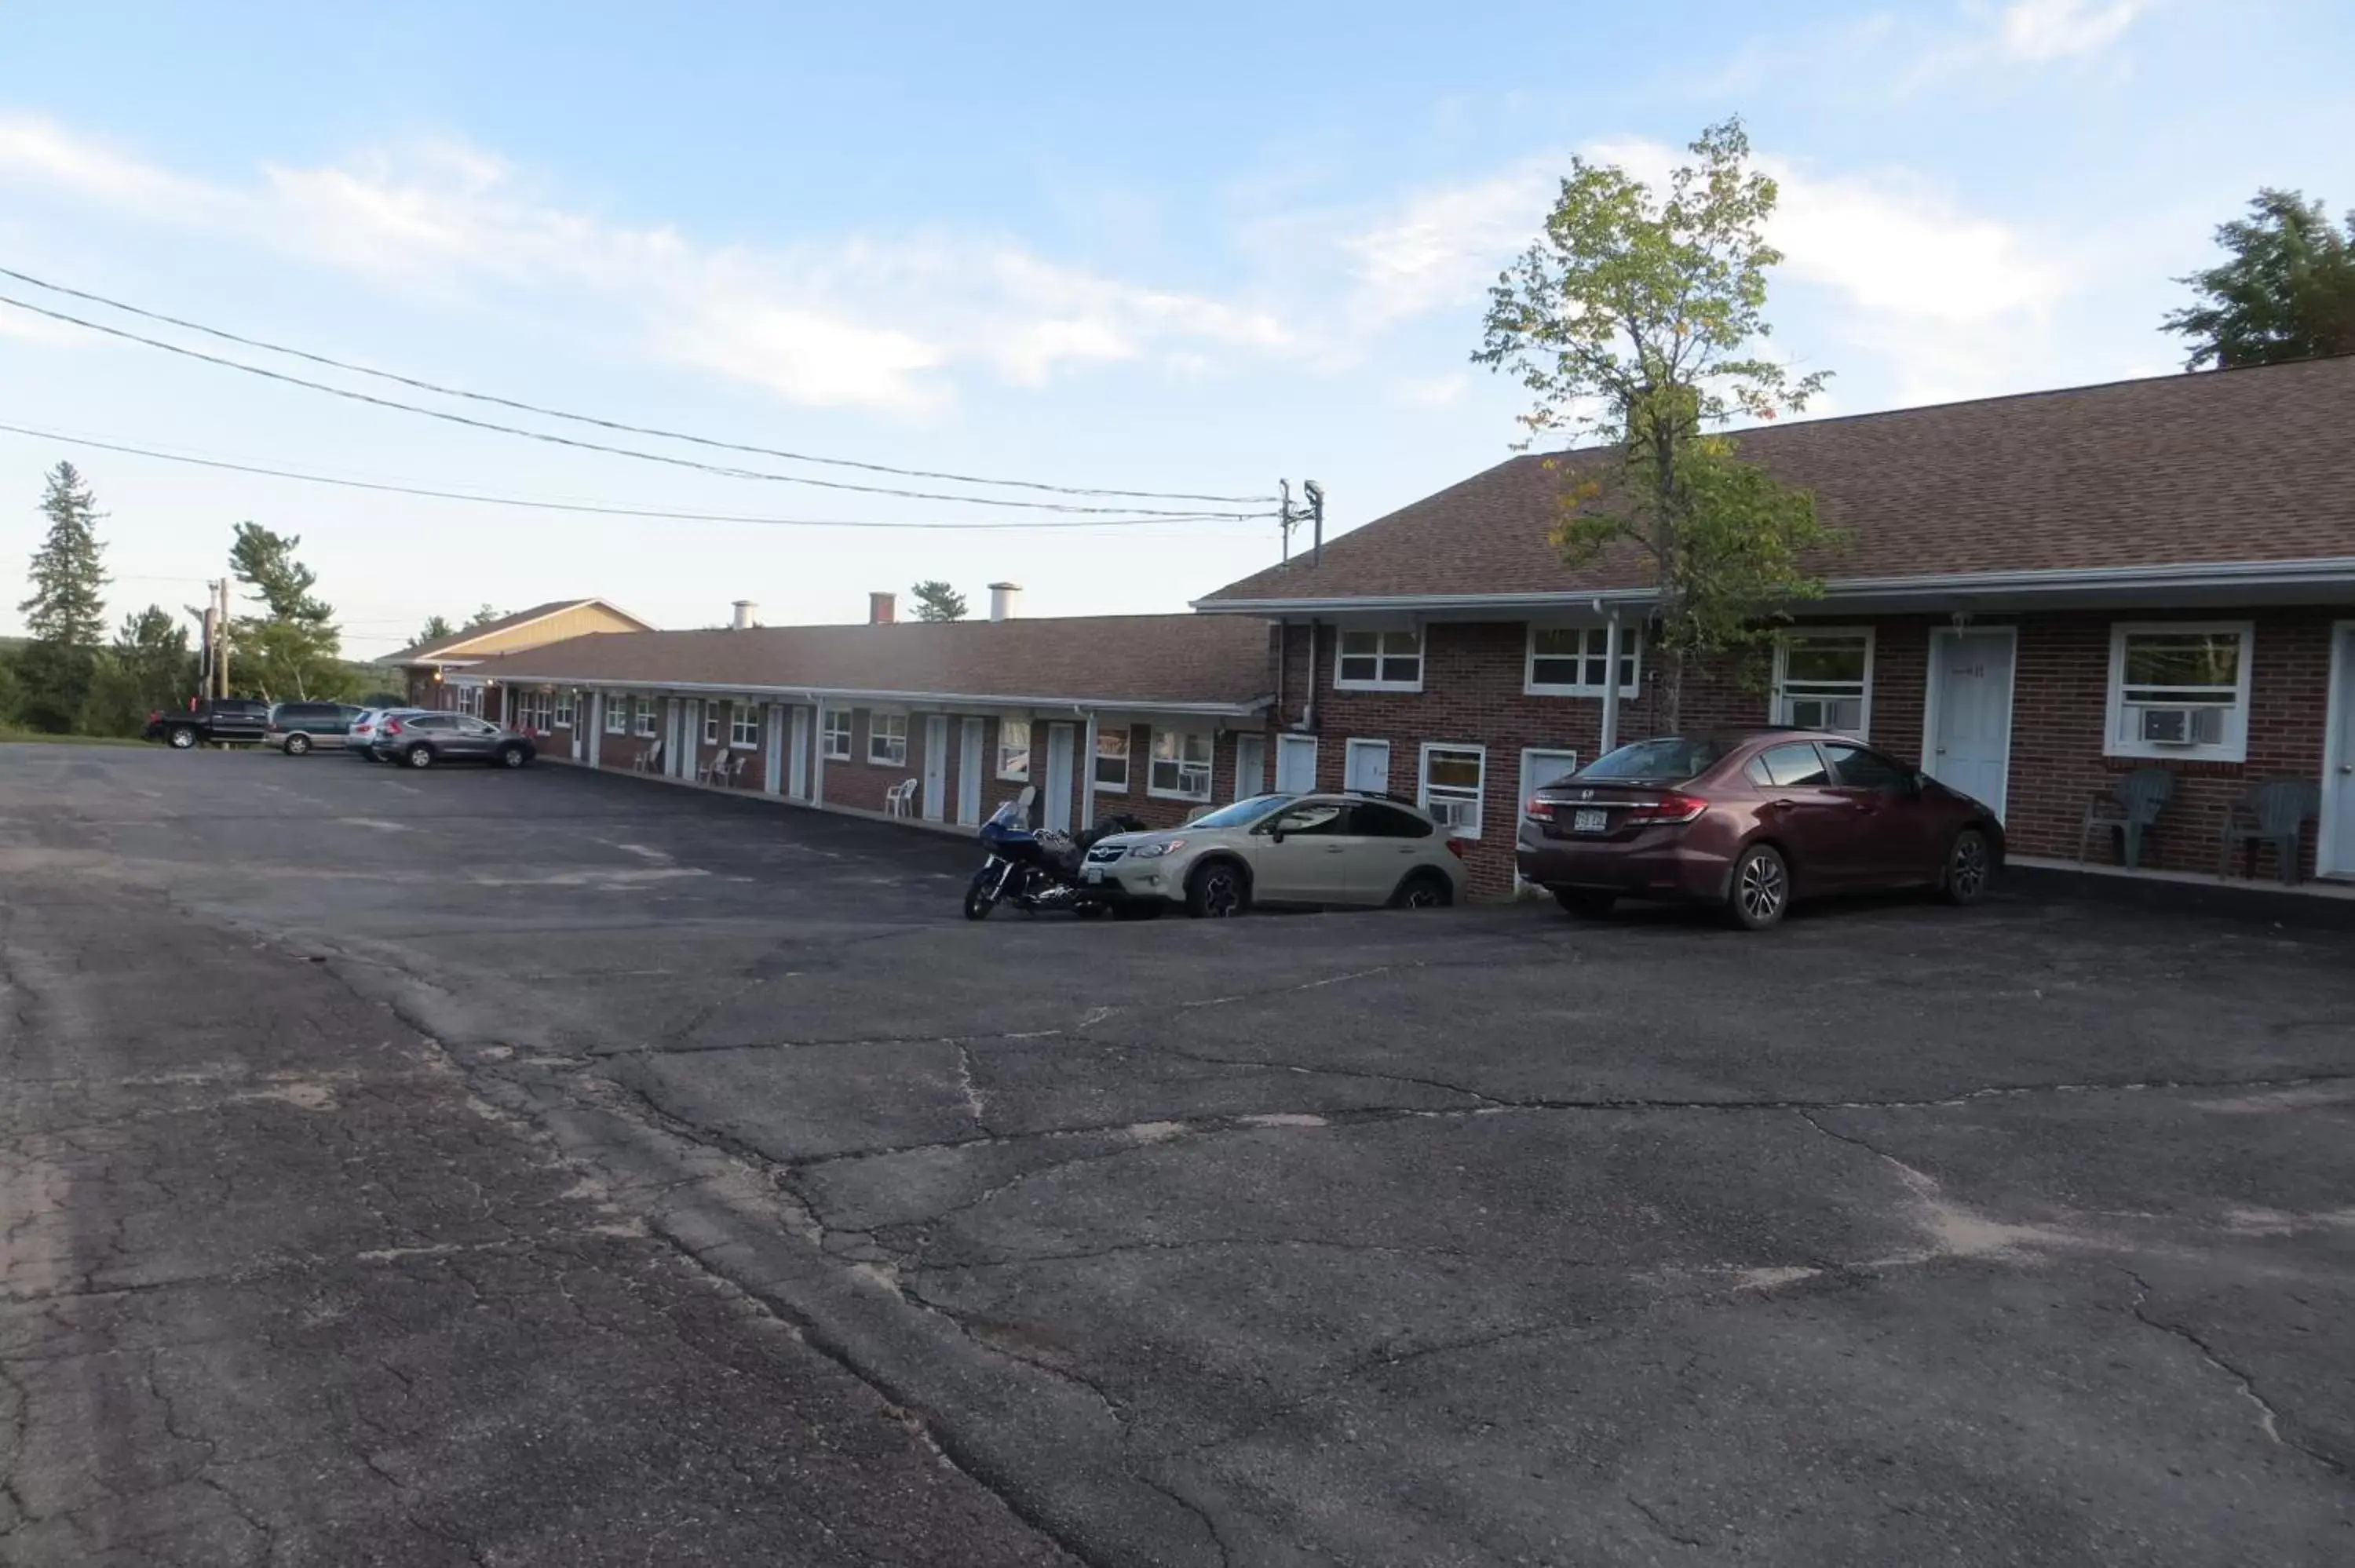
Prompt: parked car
<box><xmin>369</xmin><ymin>712</ymin><xmax>536</xmax><ymax>770</ymax></box>
<box><xmin>146</xmin><ymin>698</ymin><xmax>271</xmax><ymax>749</ymax></box>
<box><xmin>345</xmin><ymin>708</ymin><xmax>427</xmax><ymax>760</ymax></box>
<box><xmin>1081</xmin><ymin>792</ymin><xmax>1465</xmax><ymax>917</ymax></box>
<box><xmin>1517</xmin><ymin>730</ymin><xmax>2003</xmax><ymax>931</ymax></box>
<box><xmin>266</xmin><ymin>702</ymin><xmax>362</xmax><ymax>755</ymax></box>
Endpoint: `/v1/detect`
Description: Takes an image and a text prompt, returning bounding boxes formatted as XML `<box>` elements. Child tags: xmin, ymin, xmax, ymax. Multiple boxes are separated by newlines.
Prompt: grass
<box><xmin>0</xmin><ymin>727</ymin><xmax>149</xmax><ymax>747</ymax></box>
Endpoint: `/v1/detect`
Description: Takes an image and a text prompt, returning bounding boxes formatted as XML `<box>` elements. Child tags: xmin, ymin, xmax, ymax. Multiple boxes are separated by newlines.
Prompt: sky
<box><xmin>2</xmin><ymin>0</ymin><xmax>2349</xmax><ymax>657</ymax></box>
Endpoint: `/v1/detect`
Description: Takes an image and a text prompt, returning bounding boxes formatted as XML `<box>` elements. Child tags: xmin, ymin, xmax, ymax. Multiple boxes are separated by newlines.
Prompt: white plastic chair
<box><xmin>885</xmin><ymin>778</ymin><xmax>918</xmax><ymax>817</ymax></box>
<box><xmin>631</xmin><ymin>739</ymin><xmax>663</xmax><ymax>775</ymax></box>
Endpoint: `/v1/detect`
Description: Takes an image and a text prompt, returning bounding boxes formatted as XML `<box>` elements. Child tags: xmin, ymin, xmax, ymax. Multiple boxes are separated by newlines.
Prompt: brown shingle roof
<box><xmin>387</xmin><ymin>599</ymin><xmax>652</xmax><ymax>663</ymax></box>
<box><xmin>1201</xmin><ymin>357</ymin><xmax>2355</xmax><ymax>605</ymax></box>
<box><xmin>461</xmin><ymin>614</ymin><xmax>1276</xmax><ymax>713</ymax></box>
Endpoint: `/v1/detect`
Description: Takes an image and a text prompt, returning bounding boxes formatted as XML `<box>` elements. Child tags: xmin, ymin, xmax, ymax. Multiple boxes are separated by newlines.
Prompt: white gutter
<box><xmin>438</xmin><ymin>673</ymin><xmax>1271</xmax><ymax>717</ymax></box>
<box><xmin>1191</xmin><ymin>556</ymin><xmax>2355</xmax><ymax>615</ymax></box>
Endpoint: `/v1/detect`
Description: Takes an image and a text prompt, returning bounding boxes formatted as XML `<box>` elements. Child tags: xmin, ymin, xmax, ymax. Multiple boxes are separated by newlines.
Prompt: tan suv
<box><xmin>1082</xmin><ymin>793</ymin><xmax>1466</xmax><ymax>917</ymax></box>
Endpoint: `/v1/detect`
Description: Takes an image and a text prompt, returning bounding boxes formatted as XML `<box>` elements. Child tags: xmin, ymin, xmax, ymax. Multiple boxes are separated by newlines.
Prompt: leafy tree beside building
<box><xmin>1475</xmin><ymin>117</ymin><xmax>1835</xmax><ymax>731</ymax></box>
<box><xmin>228</xmin><ymin>522</ymin><xmax>349</xmax><ymax>701</ymax></box>
<box><xmin>2164</xmin><ymin>189</ymin><xmax>2355</xmax><ymax>369</ymax></box>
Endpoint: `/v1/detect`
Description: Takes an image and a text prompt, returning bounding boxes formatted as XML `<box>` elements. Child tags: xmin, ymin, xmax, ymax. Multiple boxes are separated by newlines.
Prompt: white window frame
<box><xmin>821</xmin><ymin>707</ymin><xmax>853</xmax><ymax>762</ymax></box>
<box><xmin>518</xmin><ymin>691</ymin><xmax>555</xmax><ymax>731</ymax></box>
<box><xmin>554</xmin><ymin>690</ymin><xmax>575</xmax><ymax>729</ymax></box>
<box><xmin>729</xmin><ymin>700</ymin><xmax>760</xmax><ymax>750</ymax></box>
<box><xmin>633</xmin><ymin>696</ymin><xmax>657</xmax><ymax>738</ymax></box>
<box><xmin>997</xmin><ymin>717</ymin><xmax>1031</xmax><ymax>782</ymax></box>
<box><xmin>868</xmin><ymin>710</ymin><xmax>909</xmax><ymax>767</ymax></box>
<box><xmin>1773</xmin><ymin>629</ymin><xmax>1876</xmax><ymax>739</ymax></box>
<box><xmin>604</xmin><ymin>694</ymin><xmax>630</xmax><ymax>735</ymax></box>
<box><xmin>2104</xmin><ymin>621</ymin><xmax>2254</xmax><ymax>763</ymax></box>
<box><xmin>701</xmin><ymin>702</ymin><xmax>721</xmax><ymax>746</ymax></box>
<box><xmin>1525</xmin><ymin>625</ymin><xmax>1642</xmax><ymax>698</ymax></box>
<box><xmin>1094</xmin><ymin>726</ymin><xmax>1130</xmax><ymax>793</ymax></box>
<box><xmin>1148</xmin><ymin>727</ymin><xmax>1214</xmax><ymax>802</ymax></box>
<box><xmin>1334</xmin><ymin>626</ymin><xmax>1424</xmax><ymax>693</ymax></box>
<box><xmin>1418</xmin><ymin>742</ymin><xmax>1487</xmax><ymax>840</ymax></box>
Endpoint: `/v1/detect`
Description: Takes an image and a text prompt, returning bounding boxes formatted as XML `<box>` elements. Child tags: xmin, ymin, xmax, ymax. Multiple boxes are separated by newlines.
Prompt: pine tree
<box><xmin>15</xmin><ymin>461</ymin><xmax>110</xmax><ymax>731</ymax></box>
<box><xmin>21</xmin><ymin>461</ymin><xmax>108</xmax><ymax>646</ymax></box>
<box><xmin>414</xmin><ymin>614</ymin><xmax>455</xmax><ymax>645</ymax></box>
<box><xmin>910</xmin><ymin>580</ymin><xmax>969</xmax><ymax>622</ymax></box>
<box><xmin>83</xmin><ymin>605</ymin><xmax>196</xmax><ymax>735</ymax></box>
<box><xmin>228</xmin><ymin>522</ymin><xmax>348</xmax><ymax>701</ymax></box>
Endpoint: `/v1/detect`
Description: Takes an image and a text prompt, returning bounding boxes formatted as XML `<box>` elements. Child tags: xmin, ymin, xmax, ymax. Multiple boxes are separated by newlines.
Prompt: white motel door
<box><xmin>1928</xmin><ymin>629</ymin><xmax>2017</xmax><ymax>821</ymax></box>
<box><xmin>1275</xmin><ymin>734</ymin><xmax>1318</xmax><ymax>793</ymax></box>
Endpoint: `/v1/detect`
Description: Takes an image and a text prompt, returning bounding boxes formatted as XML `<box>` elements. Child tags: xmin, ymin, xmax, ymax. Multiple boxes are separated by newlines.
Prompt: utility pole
<box><xmin>213</xmin><ymin>578</ymin><xmax>232</xmax><ymax>699</ymax></box>
<box><xmin>1278</xmin><ymin>480</ymin><xmax>1298</xmax><ymax>566</ymax></box>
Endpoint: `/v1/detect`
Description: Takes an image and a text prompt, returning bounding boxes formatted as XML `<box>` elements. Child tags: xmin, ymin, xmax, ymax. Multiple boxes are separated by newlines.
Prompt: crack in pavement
<box><xmin>2117</xmin><ymin>1267</ymin><xmax>2350</xmax><ymax>1479</ymax></box>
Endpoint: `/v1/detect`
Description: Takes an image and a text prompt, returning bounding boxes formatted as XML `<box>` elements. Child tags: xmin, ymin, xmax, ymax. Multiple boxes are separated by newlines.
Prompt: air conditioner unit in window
<box><xmin>1426</xmin><ymin>797</ymin><xmax>1478</xmax><ymax>830</ymax></box>
<box><xmin>2138</xmin><ymin>706</ymin><xmax>2225</xmax><ymax>746</ymax></box>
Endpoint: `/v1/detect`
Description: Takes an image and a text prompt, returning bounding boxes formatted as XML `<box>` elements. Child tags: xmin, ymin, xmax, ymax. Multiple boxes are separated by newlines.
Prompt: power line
<box><xmin>0</xmin><ymin>420</ymin><xmax>1274</xmax><ymax>533</ymax></box>
<box><xmin>0</xmin><ymin>265</ymin><xmax>1277</xmax><ymax>506</ymax></box>
<box><xmin>0</xmin><ymin>294</ymin><xmax>1270</xmax><ymax>518</ymax></box>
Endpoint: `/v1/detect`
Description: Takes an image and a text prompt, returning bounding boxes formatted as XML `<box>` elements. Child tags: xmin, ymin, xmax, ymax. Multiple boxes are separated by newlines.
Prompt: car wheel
<box><xmin>404</xmin><ymin>744</ymin><xmax>435</xmax><ymax>769</ymax></box>
<box><xmin>1554</xmin><ymin>888</ymin><xmax>1618</xmax><ymax>918</ymax></box>
<box><xmin>496</xmin><ymin>743</ymin><xmax>529</xmax><ymax>769</ymax></box>
<box><xmin>1727</xmin><ymin>844</ymin><xmax>1791</xmax><ymax>931</ymax></box>
<box><xmin>1185</xmin><ymin>860</ymin><xmax>1250</xmax><ymax>919</ymax></box>
<box><xmin>284</xmin><ymin>733</ymin><xmax>311</xmax><ymax>756</ymax></box>
<box><xmin>1941</xmin><ymin>826</ymin><xmax>1993</xmax><ymax>906</ymax></box>
<box><xmin>1392</xmin><ymin>869</ymin><xmax>1452</xmax><ymax>910</ymax></box>
<box><xmin>167</xmin><ymin>726</ymin><xmax>197</xmax><ymax>750</ymax></box>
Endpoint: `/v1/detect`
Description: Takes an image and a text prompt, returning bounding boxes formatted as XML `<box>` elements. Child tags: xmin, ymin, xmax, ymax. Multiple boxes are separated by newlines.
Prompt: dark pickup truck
<box><xmin>146</xmin><ymin>699</ymin><xmax>272</xmax><ymax>749</ymax></box>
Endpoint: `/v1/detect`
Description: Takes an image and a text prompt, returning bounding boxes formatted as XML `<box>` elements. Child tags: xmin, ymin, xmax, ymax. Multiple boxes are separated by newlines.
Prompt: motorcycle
<box><xmin>963</xmin><ymin>786</ymin><xmax>1147</xmax><ymax>920</ymax></box>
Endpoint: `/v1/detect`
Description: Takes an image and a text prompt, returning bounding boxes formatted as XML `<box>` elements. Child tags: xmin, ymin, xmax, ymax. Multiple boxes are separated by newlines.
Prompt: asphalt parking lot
<box><xmin>4</xmin><ymin>742</ymin><xmax>2351</xmax><ymax>1565</ymax></box>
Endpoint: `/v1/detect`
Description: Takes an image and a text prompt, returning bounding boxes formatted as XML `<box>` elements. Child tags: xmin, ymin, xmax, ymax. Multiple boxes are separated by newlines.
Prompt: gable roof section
<box><xmin>1199</xmin><ymin>356</ymin><xmax>2355</xmax><ymax>607</ymax></box>
<box><xmin>386</xmin><ymin>599</ymin><xmax>654</xmax><ymax>664</ymax></box>
<box><xmin>452</xmin><ymin>614</ymin><xmax>1276</xmax><ymax>714</ymax></box>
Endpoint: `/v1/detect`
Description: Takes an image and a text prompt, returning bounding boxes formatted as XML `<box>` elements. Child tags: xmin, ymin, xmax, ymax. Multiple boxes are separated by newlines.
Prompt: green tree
<box><xmin>466</xmin><ymin>603</ymin><xmax>505</xmax><ymax>628</ymax></box>
<box><xmin>910</xmin><ymin>580</ymin><xmax>968</xmax><ymax>622</ymax></box>
<box><xmin>83</xmin><ymin>606</ymin><xmax>195</xmax><ymax>735</ymax></box>
<box><xmin>15</xmin><ymin>461</ymin><xmax>110</xmax><ymax>731</ymax></box>
<box><xmin>2163</xmin><ymin>188</ymin><xmax>2355</xmax><ymax>369</ymax></box>
<box><xmin>228</xmin><ymin>522</ymin><xmax>348</xmax><ymax>701</ymax></box>
<box><xmin>414</xmin><ymin>614</ymin><xmax>455</xmax><ymax>646</ymax></box>
<box><xmin>1473</xmin><ymin>116</ymin><xmax>1835</xmax><ymax>730</ymax></box>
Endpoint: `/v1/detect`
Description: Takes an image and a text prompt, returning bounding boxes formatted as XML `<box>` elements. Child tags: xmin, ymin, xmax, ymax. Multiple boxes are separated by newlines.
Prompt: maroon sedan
<box><xmin>1517</xmin><ymin>731</ymin><xmax>2003</xmax><ymax>930</ymax></box>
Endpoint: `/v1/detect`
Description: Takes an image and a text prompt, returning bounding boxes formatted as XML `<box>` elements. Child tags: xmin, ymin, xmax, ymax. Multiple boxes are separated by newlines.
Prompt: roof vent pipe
<box><xmin>988</xmin><ymin>582</ymin><xmax>1022</xmax><ymax>622</ymax></box>
<box><xmin>731</xmin><ymin>600</ymin><xmax>758</xmax><ymax>630</ymax></box>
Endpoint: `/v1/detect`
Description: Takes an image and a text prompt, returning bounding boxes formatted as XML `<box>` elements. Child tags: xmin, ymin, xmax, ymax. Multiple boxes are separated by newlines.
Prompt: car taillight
<box><xmin>382</xmin><ymin>719</ymin><xmax>403</xmax><ymax>735</ymax></box>
<box><xmin>1626</xmin><ymin>791</ymin><xmax>1707</xmax><ymax>826</ymax></box>
<box><xmin>1444</xmin><ymin>836</ymin><xmax>1468</xmax><ymax>859</ymax></box>
<box><xmin>1525</xmin><ymin>797</ymin><xmax>1555</xmax><ymax>820</ymax></box>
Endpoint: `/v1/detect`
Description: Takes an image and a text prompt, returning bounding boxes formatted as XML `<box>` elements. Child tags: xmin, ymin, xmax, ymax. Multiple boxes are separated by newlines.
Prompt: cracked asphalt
<box><xmin>3</xmin><ymin>743</ymin><xmax>2351</xmax><ymax>1566</ymax></box>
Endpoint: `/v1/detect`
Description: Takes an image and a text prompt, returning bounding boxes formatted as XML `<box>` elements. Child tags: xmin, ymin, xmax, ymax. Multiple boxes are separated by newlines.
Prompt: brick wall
<box><xmin>1272</xmin><ymin>607</ymin><xmax>2346</xmax><ymax>899</ymax></box>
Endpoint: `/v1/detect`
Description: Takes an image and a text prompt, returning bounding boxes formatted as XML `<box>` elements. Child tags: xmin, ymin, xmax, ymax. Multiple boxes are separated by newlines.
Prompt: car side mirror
<box><xmin>1907</xmin><ymin>772</ymin><xmax>1928</xmax><ymax>797</ymax></box>
<box><xmin>1268</xmin><ymin>826</ymin><xmax>1286</xmax><ymax>844</ymax></box>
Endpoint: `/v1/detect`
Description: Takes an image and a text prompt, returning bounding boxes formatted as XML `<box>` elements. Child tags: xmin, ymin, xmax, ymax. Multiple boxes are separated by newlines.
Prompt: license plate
<box><xmin>1083</xmin><ymin>866</ymin><xmax>1104</xmax><ymax>884</ymax></box>
<box><xmin>1573</xmin><ymin>808</ymin><xmax>1609</xmax><ymax>833</ymax></box>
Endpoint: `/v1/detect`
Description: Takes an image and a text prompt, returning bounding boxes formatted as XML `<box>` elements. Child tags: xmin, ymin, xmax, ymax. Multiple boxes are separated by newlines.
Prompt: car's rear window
<box><xmin>1574</xmin><ymin>738</ymin><xmax>1736</xmax><ymax>783</ymax></box>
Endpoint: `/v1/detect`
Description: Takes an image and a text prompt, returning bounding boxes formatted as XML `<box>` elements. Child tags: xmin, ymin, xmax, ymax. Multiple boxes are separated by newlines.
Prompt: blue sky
<box><xmin>2</xmin><ymin>1</ymin><xmax>2349</xmax><ymax>655</ymax></box>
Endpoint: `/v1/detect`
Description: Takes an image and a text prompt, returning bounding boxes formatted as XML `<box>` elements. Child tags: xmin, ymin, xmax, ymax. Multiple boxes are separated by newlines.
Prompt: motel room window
<box><xmin>1418</xmin><ymin>743</ymin><xmax>1486</xmax><ymax>839</ymax></box>
<box><xmin>702</xmin><ymin>704</ymin><xmax>721</xmax><ymax>745</ymax></box>
<box><xmin>604</xmin><ymin>695</ymin><xmax>630</xmax><ymax>735</ymax></box>
<box><xmin>1148</xmin><ymin>728</ymin><xmax>1213</xmax><ymax>800</ymax></box>
<box><xmin>553</xmin><ymin>690</ymin><xmax>575</xmax><ymax>729</ymax></box>
<box><xmin>1527</xmin><ymin>625</ymin><xmax>1641</xmax><ymax>697</ymax></box>
<box><xmin>1094</xmin><ymin>727</ymin><xmax>1130</xmax><ymax>791</ymax></box>
<box><xmin>869</xmin><ymin>711</ymin><xmax>909</xmax><ymax>766</ymax></box>
<box><xmin>633</xmin><ymin>697</ymin><xmax>657</xmax><ymax>738</ymax></box>
<box><xmin>821</xmin><ymin>708</ymin><xmax>853</xmax><ymax>761</ymax></box>
<box><xmin>517</xmin><ymin>691</ymin><xmax>553</xmax><ymax>731</ymax></box>
<box><xmin>2105</xmin><ymin>622</ymin><xmax>2253</xmax><ymax>762</ymax></box>
<box><xmin>998</xmin><ymin>717</ymin><xmax>1031</xmax><ymax>781</ymax></box>
<box><xmin>730</xmin><ymin>702</ymin><xmax>760</xmax><ymax>749</ymax></box>
<box><xmin>1335</xmin><ymin>628</ymin><xmax>1423</xmax><ymax>691</ymax></box>
<box><xmin>1774</xmin><ymin>631</ymin><xmax>1875</xmax><ymax>738</ymax></box>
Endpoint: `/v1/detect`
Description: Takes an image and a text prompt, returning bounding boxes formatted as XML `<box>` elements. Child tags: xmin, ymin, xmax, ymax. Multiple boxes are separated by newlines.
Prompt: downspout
<box><xmin>1299</xmin><ymin>618</ymin><xmax>1320</xmax><ymax>732</ymax></box>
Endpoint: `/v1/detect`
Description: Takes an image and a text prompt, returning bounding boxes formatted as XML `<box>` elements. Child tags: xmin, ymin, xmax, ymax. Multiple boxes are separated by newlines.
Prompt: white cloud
<box><xmin>1341</xmin><ymin>160</ymin><xmax>1557</xmax><ymax>326</ymax></box>
<box><xmin>1395</xmin><ymin>373</ymin><xmax>1470</xmax><ymax>407</ymax></box>
<box><xmin>1997</xmin><ymin>0</ymin><xmax>2152</xmax><ymax>60</ymax></box>
<box><xmin>0</xmin><ymin>115</ymin><xmax>1293</xmax><ymax>415</ymax></box>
